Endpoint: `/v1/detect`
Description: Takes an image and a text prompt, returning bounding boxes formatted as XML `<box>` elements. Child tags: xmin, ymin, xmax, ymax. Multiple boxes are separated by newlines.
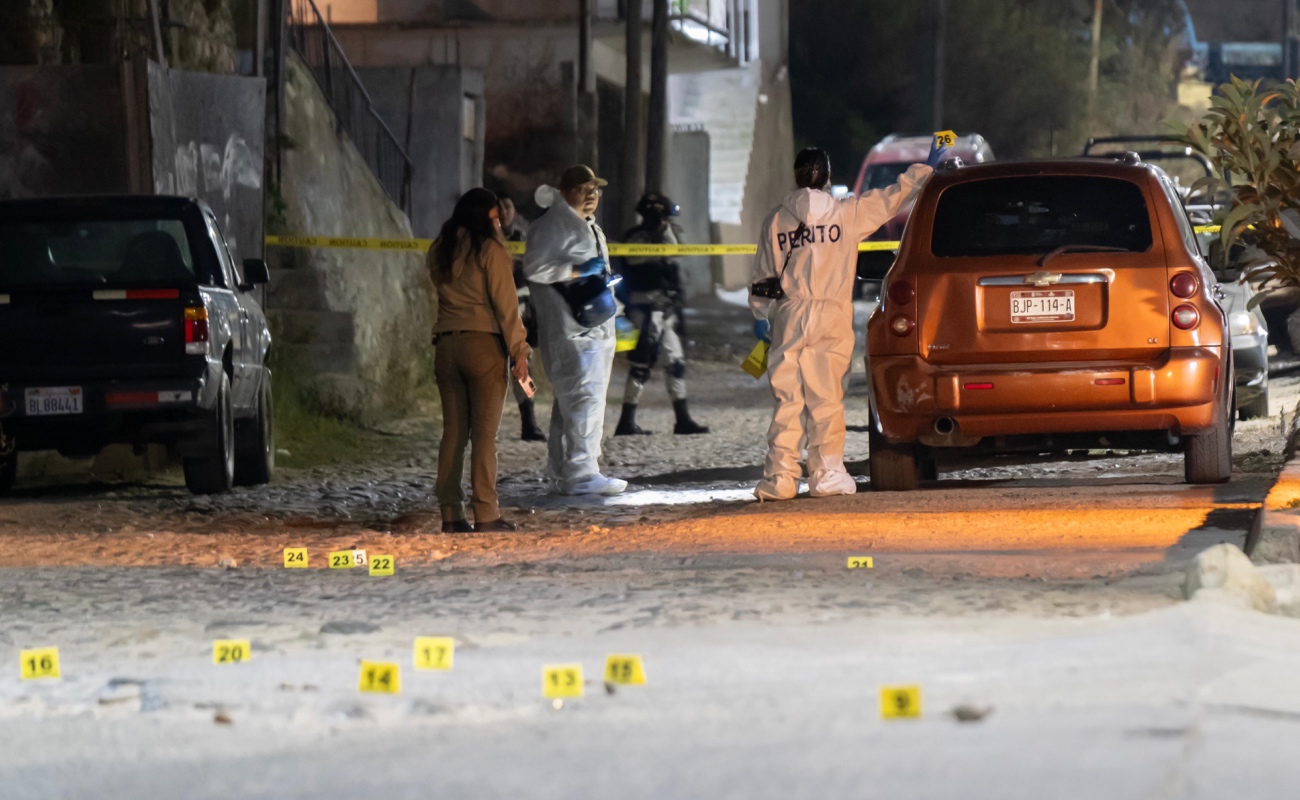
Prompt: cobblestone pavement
<box><xmin>2</xmin><ymin>304</ymin><xmax>1299</xmax><ymax>796</ymax></box>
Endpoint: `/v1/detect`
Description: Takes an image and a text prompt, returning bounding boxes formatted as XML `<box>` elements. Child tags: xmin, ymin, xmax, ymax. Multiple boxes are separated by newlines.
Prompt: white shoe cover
<box><xmin>754</xmin><ymin>474</ymin><xmax>798</xmax><ymax>501</ymax></box>
<box><xmin>565</xmin><ymin>474</ymin><xmax>628</xmax><ymax>496</ymax></box>
<box><xmin>808</xmin><ymin>468</ymin><xmax>857</xmax><ymax>498</ymax></box>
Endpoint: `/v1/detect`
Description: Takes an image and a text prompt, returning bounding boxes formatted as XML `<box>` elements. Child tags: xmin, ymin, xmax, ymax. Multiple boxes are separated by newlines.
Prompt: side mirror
<box><xmin>243</xmin><ymin>258</ymin><xmax>270</xmax><ymax>286</ymax></box>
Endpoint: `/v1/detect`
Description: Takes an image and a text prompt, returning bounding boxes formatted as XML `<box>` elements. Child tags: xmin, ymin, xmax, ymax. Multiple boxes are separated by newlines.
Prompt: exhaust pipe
<box><xmin>933</xmin><ymin>417</ymin><xmax>956</xmax><ymax>436</ymax></box>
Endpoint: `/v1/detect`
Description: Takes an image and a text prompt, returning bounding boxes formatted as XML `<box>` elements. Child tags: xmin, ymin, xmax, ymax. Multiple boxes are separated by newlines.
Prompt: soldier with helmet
<box><xmin>614</xmin><ymin>192</ymin><xmax>709</xmax><ymax>437</ymax></box>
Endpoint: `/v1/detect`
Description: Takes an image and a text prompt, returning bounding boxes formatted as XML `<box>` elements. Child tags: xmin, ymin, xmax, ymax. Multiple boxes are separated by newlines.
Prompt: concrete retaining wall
<box><xmin>269</xmin><ymin>52</ymin><xmax>434</xmax><ymax>420</ymax></box>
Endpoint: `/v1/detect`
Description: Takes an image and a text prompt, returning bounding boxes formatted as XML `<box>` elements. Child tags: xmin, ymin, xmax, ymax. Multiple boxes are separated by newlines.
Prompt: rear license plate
<box><xmin>25</xmin><ymin>387</ymin><xmax>83</xmax><ymax>416</ymax></box>
<box><xmin>1011</xmin><ymin>290</ymin><xmax>1075</xmax><ymax>323</ymax></box>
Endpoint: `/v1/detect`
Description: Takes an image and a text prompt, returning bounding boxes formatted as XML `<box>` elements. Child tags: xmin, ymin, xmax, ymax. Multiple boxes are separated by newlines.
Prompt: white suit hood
<box><xmin>780</xmin><ymin>188</ymin><xmax>837</xmax><ymax>226</ymax></box>
<box><xmin>523</xmin><ymin>189</ymin><xmax>608</xmax><ymax>285</ymax></box>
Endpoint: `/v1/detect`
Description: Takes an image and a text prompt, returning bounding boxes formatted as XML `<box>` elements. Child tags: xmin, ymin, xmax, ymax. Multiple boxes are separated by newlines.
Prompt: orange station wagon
<box><xmin>865</xmin><ymin>157</ymin><xmax>1232</xmax><ymax>490</ymax></box>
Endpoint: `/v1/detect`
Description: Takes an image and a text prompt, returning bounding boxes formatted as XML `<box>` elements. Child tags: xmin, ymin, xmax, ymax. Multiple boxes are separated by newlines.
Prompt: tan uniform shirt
<box><xmin>429</xmin><ymin>235</ymin><xmax>531</xmax><ymax>364</ymax></box>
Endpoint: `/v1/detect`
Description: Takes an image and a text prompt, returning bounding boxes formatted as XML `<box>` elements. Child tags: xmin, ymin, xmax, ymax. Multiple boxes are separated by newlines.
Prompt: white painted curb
<box><xmin>1248</xmin><ymin>457</ymin><xmax>1300</xmax><ymax>564</ymax></box>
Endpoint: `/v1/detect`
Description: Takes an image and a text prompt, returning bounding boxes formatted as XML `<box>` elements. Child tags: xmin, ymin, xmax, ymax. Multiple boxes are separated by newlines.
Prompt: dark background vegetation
<box><xmin>790</xmin><ymin>0</ymin><xmax>1189</xmax><ymax>176</ymax></box>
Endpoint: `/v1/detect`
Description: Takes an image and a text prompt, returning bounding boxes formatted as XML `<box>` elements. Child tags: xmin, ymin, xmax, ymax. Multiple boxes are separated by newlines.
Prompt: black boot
<box><xmin>519</xmin><ymin>400</ymin><xmax>546</xmax><ymax>442</ymax></box>
<box><xmin>673</xmin><ymin>399</ymin><xmax>709</xmax><ymax>434</ymax></box>
<box><xmin>615</xmin><ymin>403</ymin><xmax>652</xmax><ymax>436</ymax></box>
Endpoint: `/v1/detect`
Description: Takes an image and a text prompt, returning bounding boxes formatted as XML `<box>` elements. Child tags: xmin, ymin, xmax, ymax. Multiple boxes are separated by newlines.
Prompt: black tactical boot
<box><xmin>519</xmin><ymin>400</ymin><xmax>546</xmax><ymax>442</ymax></box>
<box><xmin>672</xmin><ymin>399</ymin><xmax>709</xmax><ymax>435</ymax></box>
<box><xmin>615</xmin><ymin>403</ymin><xmax>652</xmax><ymax>435</ymax></box>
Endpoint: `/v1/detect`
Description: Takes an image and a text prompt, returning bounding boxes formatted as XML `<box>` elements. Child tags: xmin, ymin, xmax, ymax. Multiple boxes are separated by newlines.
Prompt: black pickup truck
<box><xmin>0</xmin><ymin>196</ymin><xmax>273</xmax><ymax>494</ymax></box>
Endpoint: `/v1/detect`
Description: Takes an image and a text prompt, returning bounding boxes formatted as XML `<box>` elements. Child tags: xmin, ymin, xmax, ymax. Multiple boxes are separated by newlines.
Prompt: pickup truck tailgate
<box><xmin>0</xmin><ymin>288</ymin><xmax>188</xmax><ymax>383</ymax></box>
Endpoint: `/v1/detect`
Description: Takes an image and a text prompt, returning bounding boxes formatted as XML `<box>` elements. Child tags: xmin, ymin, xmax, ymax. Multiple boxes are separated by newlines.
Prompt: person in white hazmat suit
<box><xmin>748</xmin><ymin>141</ymin><xmax>947</xmax><ymax>501</ymax></box>
<box><xmin>524</xmin><ymin>165</ymin><xmax>628</xmax><ymax>496</ymax></box>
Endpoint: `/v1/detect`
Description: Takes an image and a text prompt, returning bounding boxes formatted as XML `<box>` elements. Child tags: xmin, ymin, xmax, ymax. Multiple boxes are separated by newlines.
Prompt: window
<box><xmin>1159</xmin><ymin>175</ymin><xmax>1202</xmax><ymax>258</ymax></box>
<box><xmin>864</xmin><ymin>162</ymin><xmax>917</xmax><ymax>191</ymax></box>
<box><xmin>931</xmin><ymin>176</ymin><xmax>1153</xmax><ymax>258</ymax></box>
<box><xmin>0</xmin><ymin>218</ymin><xmax>194</xmax><ymax>287</ymax></box>
<box><xmin>204</xmin><ymin>213</ymin><xmax>241</xmax><ymax>288</ymax></box>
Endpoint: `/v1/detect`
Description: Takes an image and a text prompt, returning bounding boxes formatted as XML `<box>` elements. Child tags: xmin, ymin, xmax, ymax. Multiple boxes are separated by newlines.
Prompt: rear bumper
<box><xmin>868</xmin><ymin>346</ymin><xmax>1225</xmax><ymax>446</ymax></box>
<box><xmin>0</xmin><ymin>375</ymin><xmax>212</xmax><ymax>454</ymax></box>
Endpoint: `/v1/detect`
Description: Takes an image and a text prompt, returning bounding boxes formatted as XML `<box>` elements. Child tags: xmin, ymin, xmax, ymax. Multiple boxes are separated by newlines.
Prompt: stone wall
<box><xmin>270</xmin><ymin>52</ymin><xmax>434</xmax><ymax>421</ymax></box>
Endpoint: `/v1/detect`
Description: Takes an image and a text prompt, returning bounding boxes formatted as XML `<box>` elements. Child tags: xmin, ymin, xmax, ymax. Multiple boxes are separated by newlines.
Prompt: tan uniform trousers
<box><xmin>435</xmin><ymin>331</ymin><xmax>508</xmax><ymax>523</ymax></box>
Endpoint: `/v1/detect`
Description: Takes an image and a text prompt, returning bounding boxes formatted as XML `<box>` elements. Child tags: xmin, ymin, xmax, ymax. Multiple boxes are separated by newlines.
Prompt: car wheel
<box><xmin>1238</xmin><ymin>385</ymin><xmax>1269</xmax><ymax>421</ymax></box>
<box><xmin>184</xmin><ymin>372</ymin><xmax>235</xmax><ymax>494</ymax></box>
<box><xmin>869</xmin><ymin>424</ymin><xmax>920</xmax><ymax>491</ymax></box>
<box><xmin>1185</xmin><ymin>396</ymin><xmax>1232</xmax><ymax>485</ymax></box>
<box><xmin>234</xmin><ymin>371</ymin><xmax>274</xmax><ymax>487</ymax></box>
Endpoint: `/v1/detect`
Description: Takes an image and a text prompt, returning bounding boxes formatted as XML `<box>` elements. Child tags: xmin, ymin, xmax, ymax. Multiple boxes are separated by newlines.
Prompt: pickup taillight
<box><xmin>185</xmin><ymin>307</ymin><xmax>209</xmax><ymax>354</ymax></box>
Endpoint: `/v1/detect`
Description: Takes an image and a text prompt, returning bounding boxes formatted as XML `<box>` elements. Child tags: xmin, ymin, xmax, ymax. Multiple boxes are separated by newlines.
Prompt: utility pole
<box><xmin>622</xmin><ymin>0</ymin><xmax>645</xmax><ymax>231</ymax></box>
<box><xmin>578</xmin><ymin>0</ymin><xmax>598</xmax><ymax>167</ymax></box>
<box><xmin>1087</xmin><ymin>0</ymin><xmax>1103</xmax><ymax>128</ymax></box>
<box><xmin>931</xmin><ymin>0</ymin><xmax>947</xmax><ymax>130</ymax></box>
<box><xmin>646</xmin><ymin>0</ymin><xmax>669</xmax><ymax>193</ymax></box>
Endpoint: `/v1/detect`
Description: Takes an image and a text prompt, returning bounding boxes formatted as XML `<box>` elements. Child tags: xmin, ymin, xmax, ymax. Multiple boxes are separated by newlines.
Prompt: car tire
<box><xmin>1185</xmin><ymin>398</ymin><xmax>1232</xmax><ymax>485</ymax></box>
<box><xmin>1238</xmin><ymin>386</ymin><xmax>1269</xmax><ymax>421</ymax></box>
<box><xmin>869</xmin><ymin>424</ymin><xmax>920</xmax><ymax>491</ymax></box>
<box><xmin>184</xmin><ymin>372</ymin><xmax>235</xmax><ymax>495</ymax></box>
<box><xmin>234</xmin><ymin>371</ymin><xmax>274</xmax><ymax>487</ymax></box>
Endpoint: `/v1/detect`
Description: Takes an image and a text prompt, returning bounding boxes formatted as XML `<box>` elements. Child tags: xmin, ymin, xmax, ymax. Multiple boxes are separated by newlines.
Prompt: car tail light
<box><xmin>889</xmin><ymin>314</ymin><xmax>914</xmax><ymax>336</ymax></box>
<box><xmin>887</xmin><ymin>280</ymin><xmax>915</xmax><ymax>306</ymax></box>
<box><xmin>963</xmin><ymin>382</ymin><xmax>994</xmax><ymax>390</ymax></box>
<box><xmin>1169</xmin><ymin>273</ymin><xmax>1197</xmax><ymax>298</ymax></box>
<box><xmin>1171</xmin><ymin>304</ymin><xmax>1199</xmax><ymax>330</ymax></box>
<box><xmin>185</xmin><ymin>307</ymin><xmax>210</xmax><ymax>354</ymax></box>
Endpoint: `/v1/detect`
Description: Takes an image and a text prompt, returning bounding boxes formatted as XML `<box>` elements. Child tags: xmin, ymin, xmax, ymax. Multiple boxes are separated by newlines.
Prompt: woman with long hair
<box><xmin>428</xmin><ymin>187</ymin><xmax>531</xmax><ymax>532</ymax></box>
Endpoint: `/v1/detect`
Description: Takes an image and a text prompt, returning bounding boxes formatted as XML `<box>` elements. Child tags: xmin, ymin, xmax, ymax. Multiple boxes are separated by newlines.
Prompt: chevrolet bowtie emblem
<box><xmin>1024</xmin><ymin>271</ymin><xmax>1063</xmax><ymax>287</ymax></box>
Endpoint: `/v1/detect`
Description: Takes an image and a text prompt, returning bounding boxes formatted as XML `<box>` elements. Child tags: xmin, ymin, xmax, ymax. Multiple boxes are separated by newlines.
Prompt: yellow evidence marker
<box><xmin>19</xmin><ymin>647</ymin><xmax>61</xmax><ymax>680</ymax></box>
<box><xmin>413</xmin><ymin>637</ymin><xmax>455</xmax><ymax>670</ymax></box>
<box><xmin>369</xmin><ymin>555</ymin><xmax>395</xmax><ymax>576</ymax></box>
<box><xmin>328</xmin><ymin>550</ymin><xmax>355</xmax><ymax>569</ymax></box>
<box><xmin>934</xmin><ymin>130</ymin><xmax>957</xmax><ymax>147</ymax></box>
<box><xmin>543</xmin><ymin>664</ymin><xmax>584</xmax><ymax>698</ymax></box>
<box><xmin>847</xmin><ymin>556</ymin><xmax>874</xmax><ymax>569</ymax></box>
<box><xmin>742</xmin><ymin>340</ymin><xmax>770</xmax><ymax>379</ymax></box>
<box><xmin>358</xmin><ymin>661</ymin><xmax>401</xmax><ymax>694</ymax></box>
<box><xmin>604</xmin><ymin>654</ymin><xmax>646</xmax><ymax>686</ymax></box>
<box><xmin>283</xmin><ymin>547</ymin><xmax>308</xmax><ymax>568</ymax></box>
<box><xmin>213</xmin><ymin>639</ymin><xmax>251</xmax><ymax>664</ymax></box>
<box><xmin>881</xmin><ymin>685</ymin><xmax>922</xmax><ymax>719</ymax></box>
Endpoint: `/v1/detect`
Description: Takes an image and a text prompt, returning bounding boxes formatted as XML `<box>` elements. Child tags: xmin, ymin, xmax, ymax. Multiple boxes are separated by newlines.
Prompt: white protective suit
<box><xmin>749</xmin><ymin>164</ymin><xmax>933</xmax><ymax>500</ymax></box>
<box><xmin>524</xmin><ymin>186</ymin><xmax>619</xmax><ymax>493</ymax></box>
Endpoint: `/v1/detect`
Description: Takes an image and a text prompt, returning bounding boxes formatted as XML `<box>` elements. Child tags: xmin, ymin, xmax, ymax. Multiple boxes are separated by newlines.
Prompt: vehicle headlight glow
<box><xmin>1229</xmin><ymin>310</ymin><xmax>1260</xmax><ymax>337</ymax></box>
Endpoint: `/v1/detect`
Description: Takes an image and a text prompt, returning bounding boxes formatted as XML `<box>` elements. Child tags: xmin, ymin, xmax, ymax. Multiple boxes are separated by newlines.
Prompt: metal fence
<box><xmin>286</xmin><ymin>0</ymin><xmax>412</xmax><ymax>213</ymax></box>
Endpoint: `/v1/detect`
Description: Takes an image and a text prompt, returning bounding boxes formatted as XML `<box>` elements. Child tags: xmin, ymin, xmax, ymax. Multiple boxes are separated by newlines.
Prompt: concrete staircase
<box><xmin>266</xmin><ymin>267</ymin><xmax>358</xmax><ymax>382</ymax></box>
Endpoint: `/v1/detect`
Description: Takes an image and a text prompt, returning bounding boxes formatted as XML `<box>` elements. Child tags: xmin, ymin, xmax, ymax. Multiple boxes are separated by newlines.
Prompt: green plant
<box><xmin>1181</xmin><ymin>76</ymin><xmax>1300</xmax><ymax>299</ymax></box>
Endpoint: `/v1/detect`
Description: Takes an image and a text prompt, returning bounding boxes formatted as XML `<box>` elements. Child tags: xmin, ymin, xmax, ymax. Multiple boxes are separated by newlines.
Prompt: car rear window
<box><xmin>931</xmin><ymin>176</ymin><xmax>1153</xmax><ymax>257</ymax></box>
<box><xmin>0</xmin><ymin>218</ymin><xmax>194</xmax><ymax>287</ymax></box>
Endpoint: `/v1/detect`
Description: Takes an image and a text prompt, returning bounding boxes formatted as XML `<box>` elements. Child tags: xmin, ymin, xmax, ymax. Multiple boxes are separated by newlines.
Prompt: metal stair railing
<box><xmin>286</xmin><ymin>0</ymin><xmax>412</xmax><ymax>213</ymax></box>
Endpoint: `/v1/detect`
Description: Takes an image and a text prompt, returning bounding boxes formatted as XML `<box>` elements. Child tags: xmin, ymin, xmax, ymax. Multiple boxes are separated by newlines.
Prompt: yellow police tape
<box><xmin>267</xmin><ymin>226</ymin><xmax>1222</xmax><ymax>256</ymax></box>
<box><xmin>265</xmin><ymin>235</ymin><xmax>898</xmax><ymax>255</ymax></box>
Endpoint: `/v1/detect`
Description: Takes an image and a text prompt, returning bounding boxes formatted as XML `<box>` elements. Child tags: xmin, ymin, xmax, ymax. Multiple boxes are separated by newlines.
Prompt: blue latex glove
<box><xmin>575</xmin><ymin>256</ymin><xmax>608</xmax><ymax>278</ymax></box>
<box><xmin>926</xmin><ymin>137</ymin><xmax>951</xmax><ymax>169</ymax></box>
<box><xmin>753</xmin><ymin>319</ymin><xmax>771</xmax><ymax>343</ymax></box>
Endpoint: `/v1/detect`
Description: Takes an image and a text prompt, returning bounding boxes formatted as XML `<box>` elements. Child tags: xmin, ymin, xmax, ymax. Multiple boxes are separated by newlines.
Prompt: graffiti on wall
<box><xmin>166</xmin><ymin>134</ymin><xmax>261</xmax><ymax>256</ymax></box>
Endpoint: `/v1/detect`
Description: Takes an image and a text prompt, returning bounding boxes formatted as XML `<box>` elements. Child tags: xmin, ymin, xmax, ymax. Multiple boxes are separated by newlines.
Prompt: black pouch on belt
<box><xmin>750</xmin><ymin>222</ymin><xmax>805</xmax><ymax>301</ymax></box>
